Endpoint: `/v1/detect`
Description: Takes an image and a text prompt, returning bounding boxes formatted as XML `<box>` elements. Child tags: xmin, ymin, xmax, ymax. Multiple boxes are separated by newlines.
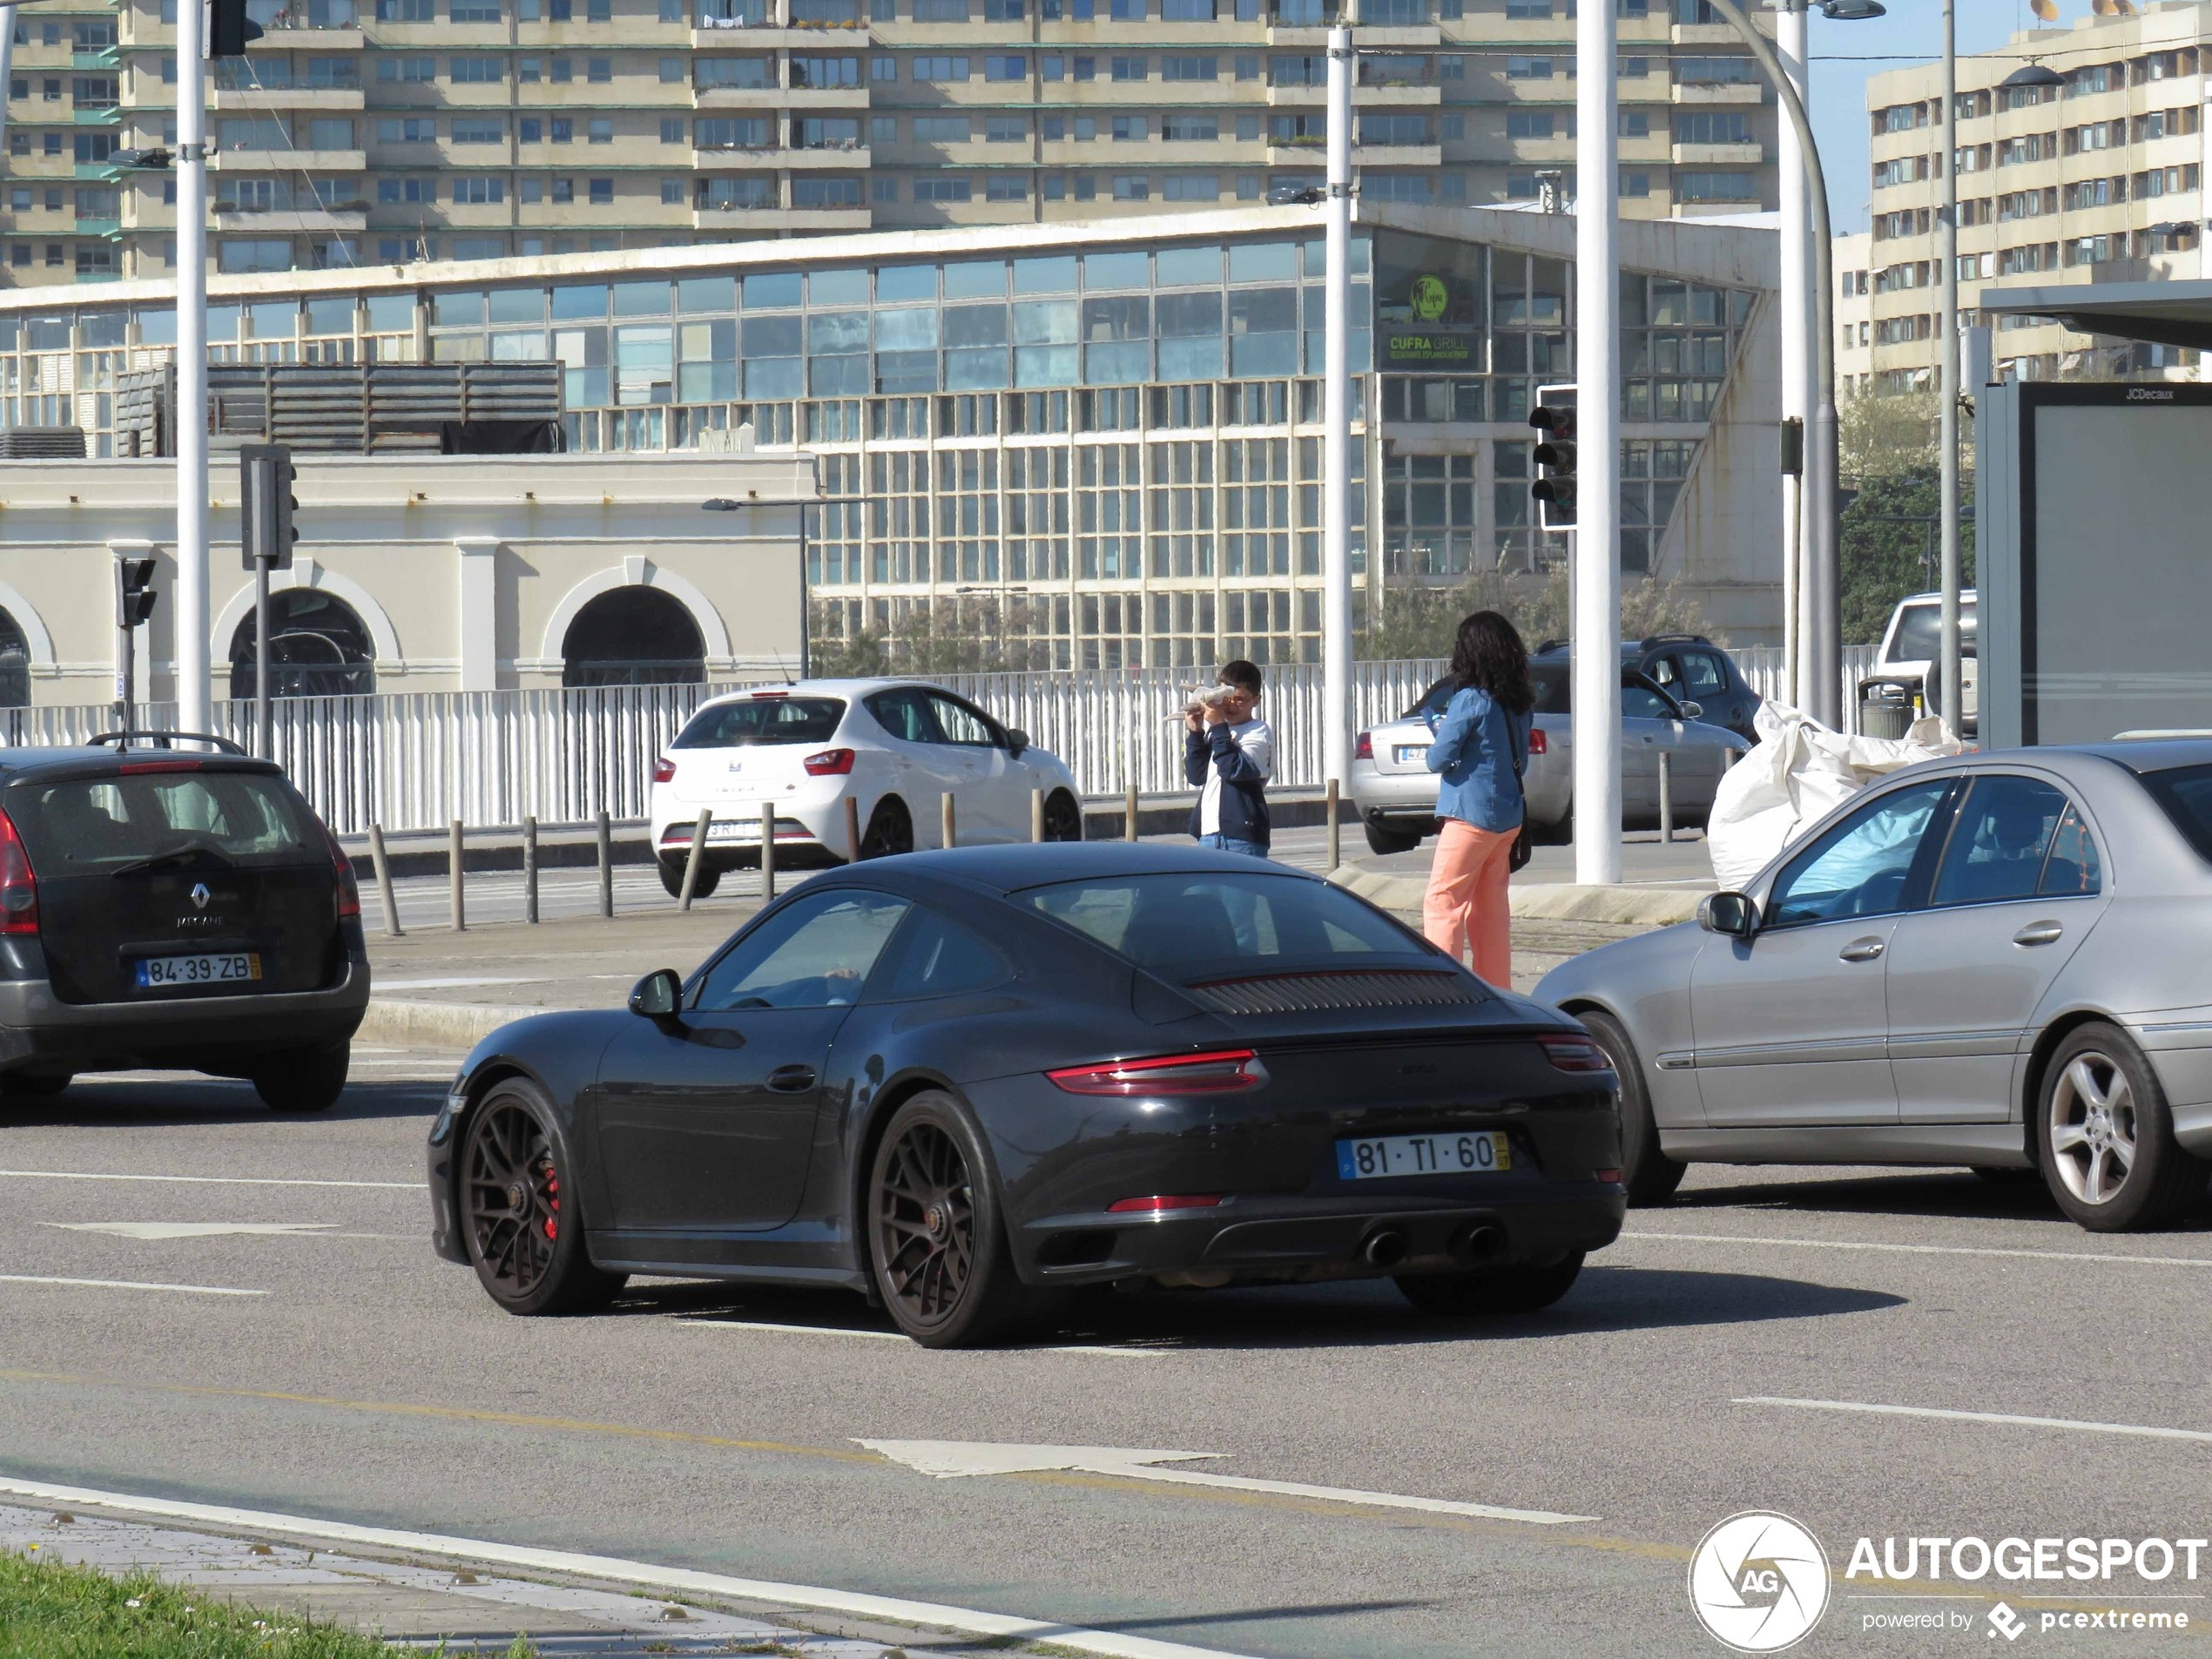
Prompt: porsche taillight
<box><xmin>1539</xmin><ymin>1034</ymin><xmax>1610</xmax><ymax>1073</ymax></box>
<box><xmin>1047</xmin><ymin>1049</ymin><xmax>1267</xmax><ymax>1096</ymax></box>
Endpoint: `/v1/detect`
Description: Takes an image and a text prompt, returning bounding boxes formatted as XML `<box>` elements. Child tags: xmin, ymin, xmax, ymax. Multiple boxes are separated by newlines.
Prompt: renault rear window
<box><xmin>2141</xmin><ymin>762</ymin><xmax>2212</xmax><ymax>865</ymax></box>
<box><xmin>1023</xmin><ymin>872</ymin><xmax>1435</xmax><ymax>977</ymax></box>
<box><xmin>7</xmin><ymin>771</ymin><xmax>318</xmax><ymax>871</ymax></box>
<box><xmin>673</xmin><ymin>695</ymin><xmax>845</xmax><ymax>748</ymax></box>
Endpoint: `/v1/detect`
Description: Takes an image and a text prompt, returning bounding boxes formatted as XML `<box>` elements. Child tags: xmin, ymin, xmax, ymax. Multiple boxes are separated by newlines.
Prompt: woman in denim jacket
<box><xmin>1420</xmin><ymin>610</ymin><xmax>1535</xmax><ymax>985</ymax></box>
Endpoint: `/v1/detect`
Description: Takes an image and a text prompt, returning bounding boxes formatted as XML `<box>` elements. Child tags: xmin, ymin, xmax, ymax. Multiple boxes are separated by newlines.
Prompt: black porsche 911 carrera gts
<box><xmin>427</xmin><ymin>844</ymin><xmax>1627</xmax><ymax>1347</ymax></box>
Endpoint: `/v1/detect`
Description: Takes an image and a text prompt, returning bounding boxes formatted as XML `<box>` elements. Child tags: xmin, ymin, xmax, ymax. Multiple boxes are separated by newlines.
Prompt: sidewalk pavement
<box><xmin>1</xmin><ymin>1501</ymin><xmax>961</xmax><ymax>1656</ymax></box>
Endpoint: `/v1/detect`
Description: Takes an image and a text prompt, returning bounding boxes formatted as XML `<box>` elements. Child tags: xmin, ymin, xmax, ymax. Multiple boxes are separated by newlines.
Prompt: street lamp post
<box><xmin>1321</xmin><ymin>3</ymin><xmax>1354</xmax><ymax>797</ymax></box>
<box><xmin>1777</xmin><ymin>0</ymin><xmax>1810</xmax><ymax>710</ymax></box>
<box><xmin>175</xmin><ymin>0</ymin><xmax>211</xmax><ymax>733</ymax></box>
<box><xmin>1701</xmin><ymin>0</ymin><xmax>1847</xmax><ymax>727</ymax></box>
<box><xmin>1939</xmin><ymin>0</ymin><xmax>1963</xmax><ymax>735</ymax></box>
<box><xmin>1572</xmin><ymin>0</ymin><xmax>1620</xmax><ymax>885</ymax></box>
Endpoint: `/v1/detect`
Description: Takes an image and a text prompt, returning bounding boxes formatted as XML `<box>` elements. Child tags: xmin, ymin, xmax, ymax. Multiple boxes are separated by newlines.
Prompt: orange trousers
<box><xmin>1422</xmin><ymin>819</ymin><xmax>1517</xmax><ymax>986</ymax></box>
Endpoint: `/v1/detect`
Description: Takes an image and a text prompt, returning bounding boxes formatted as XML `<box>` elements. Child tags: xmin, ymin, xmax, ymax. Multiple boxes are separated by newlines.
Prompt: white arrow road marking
<box><xmin>0</xmin><ymin>1475</ymin><xmax>1258</xmax><ymax>1659</ymax></box>
<box><xmin>856</xmin><ymin>1440</ymin><xmax>1597</xmax><ymax>1525</ymax></box>
<box><xmin>44</xmin><ymin>1223</ymin><xmax>341</xmax><ymax>1241</ymax></box>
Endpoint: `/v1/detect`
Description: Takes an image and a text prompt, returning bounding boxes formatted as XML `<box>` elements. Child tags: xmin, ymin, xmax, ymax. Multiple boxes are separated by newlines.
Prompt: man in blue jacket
<box><xmin>1184</xmin><ymin>659</ymin><xmax>1272</xmax><ymax>857</ymax></box>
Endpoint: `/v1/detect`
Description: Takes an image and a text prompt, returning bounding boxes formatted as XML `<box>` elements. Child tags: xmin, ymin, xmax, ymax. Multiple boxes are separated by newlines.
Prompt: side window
<box><xmin>1679</xmin><ymin>651</ymin><xmax>1730</xmax><ymax>699</ymax></box>
<box><xmin>1766</xmin><ymin>779</ymin><xmax>1952</xmax><ymax>928</ymax></box>
<box><xmin>1645</xmin><ymin>655</ymin><xmax>1681</xmax><ymax>691</ymax></box>
<box><xmin>693</xmin><ymin>889</ymin><xmax>911</xmax><ymax>1010</ymax></box>
<box><xmin>2040</xmin><ymin>804</ymin><xmax>2102</xmax><ymax>896</ymax></box>
<box><xmin>875</xmin><ymin>907</ymin><xmax>1013</xmax><ymax>999</ymax></box>
<box><xmin>866</xmin><ymin>687</ymin><xmax>939</xmax><ymax>745</ymax></box>
<box><xmin>1931</xmin><ymin>775</ymin><xmax>2067</xmax><ymax>908</ymax></box>
<box><xmin>927</xmin><ymin>693</ymin><xmax>997</xmax><ymax>747</ymax></box>
<box><xmin>1622</xmin><ymin>681</ymin><xmax>1675</xmax><ymax>720</ymax></box>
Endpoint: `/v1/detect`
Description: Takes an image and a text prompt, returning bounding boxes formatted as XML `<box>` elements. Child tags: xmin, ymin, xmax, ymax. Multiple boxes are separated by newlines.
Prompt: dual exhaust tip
<box><xmin>1359</xmin><ymin>1224</ymin><xmax>1506</xmax><ymax>1270</ymax></box>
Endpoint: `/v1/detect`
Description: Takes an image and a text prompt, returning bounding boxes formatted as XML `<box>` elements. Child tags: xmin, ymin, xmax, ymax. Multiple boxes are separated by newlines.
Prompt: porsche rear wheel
<box><xmin>868</xmin><ymin>1091</ymin><xmax>1035</xmax><ymax>1347</ymax></box>
<box><xmin>461</xmin><ymin>1082</ymin><xmax>627</xmax><ymax>1316</ymax></box>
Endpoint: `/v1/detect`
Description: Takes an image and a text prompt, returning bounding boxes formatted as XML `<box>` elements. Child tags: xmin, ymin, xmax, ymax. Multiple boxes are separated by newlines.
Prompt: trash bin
<box><xmin>1858</xmin><ymin>678</ymin><xmax>1915</xmax><ymax>741</ymax></box>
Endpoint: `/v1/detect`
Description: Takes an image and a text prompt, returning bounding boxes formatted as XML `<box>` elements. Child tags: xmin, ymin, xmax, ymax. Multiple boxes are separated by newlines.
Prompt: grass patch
<box><xmin>0</xmin><ymin>1545</ymin><xmax>538</xmax><ymax>1657</ymax></box>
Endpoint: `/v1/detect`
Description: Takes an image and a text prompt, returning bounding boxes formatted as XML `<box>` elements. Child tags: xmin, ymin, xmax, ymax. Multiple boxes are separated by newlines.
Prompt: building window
<box><xmin>452</xmin><ymin>117</ymin><xmax>504</xmax><ymax>144</ymax></box>
<box><xmin>913</xmin><ymin>56</ymin><xmax>970</xmax><ymax>80</ymax></box>
<box><xmin>452</xmin><ymin>176</ymin><xmax>504</xmax><ymax>203</ymax></box>
<box><xmin>986</xmin><ymin>175</ymin><xmax>1028</xmax><ymax>200</ymax></box>
<box><xmin>1112</xmin><ymin>173</ymin><xmax>1149</xmax><ymax>199</ymax></box>
<box><xmin>449</xmin><ymin>57</ymin><xmax>502</xmax><ymax>82</ymax></box>
<box><xmin>589</xmin><ymin>178</ymin><xmax>615</xmax><ymax>205</ymax></box>
<box><xmin>915</xmin><ymin>177</ymin><xmax>973</xmax><ymax>201</ymax></box>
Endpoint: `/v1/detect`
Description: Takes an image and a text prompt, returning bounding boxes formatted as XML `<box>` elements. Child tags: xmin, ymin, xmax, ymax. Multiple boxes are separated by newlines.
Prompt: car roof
<box><xmin>2067</xmin><ymin>738</ymin><xmax>2212</xmax><ymax>774</ymax></box>
<box><xmin>1892</xmin><ymin>590</ymin><xmax>1979</xmax><ymax>606</ymax></box>
<box><xmin>694</xmin><ymin>678</ymin><xmax>959</xmax><ymax>703</ymax></box>
<box><xmin>0</xmin><ymin>745</ymin><xmax>280</xmax><ymax>780</ymax></box>
<box><xmin>826</xmin><ymin>842</ymin><xmax>1330</xmax><ymax>895</ymax></box>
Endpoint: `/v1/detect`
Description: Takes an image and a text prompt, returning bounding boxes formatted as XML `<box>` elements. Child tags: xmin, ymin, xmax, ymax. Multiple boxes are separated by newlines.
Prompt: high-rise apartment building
<box><xmin>0</xmin><ymin>0</ymin><xmax>1776</xmax><ymax>287</ymax></box>
<box><xmin>1854</xmin><ymin>4</ymin><xmax>2207</xmax><ymax>395</ymax></box>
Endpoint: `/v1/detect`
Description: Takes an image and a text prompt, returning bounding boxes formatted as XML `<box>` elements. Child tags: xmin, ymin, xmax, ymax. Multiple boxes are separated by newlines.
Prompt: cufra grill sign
<box><xmin>1380</xmin><ymin>270</ymin><xmax>1480</xmax><ymax>368</ymax></box>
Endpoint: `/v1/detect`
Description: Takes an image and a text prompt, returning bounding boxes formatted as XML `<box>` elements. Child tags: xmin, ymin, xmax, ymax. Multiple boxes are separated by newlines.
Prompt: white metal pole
<box><xmin>175</xmin><ymin>0</ymin><xmax>211</xmax><ymax>732</ymax></box>
<box><xmin>1573</xmin><ymin>0</ymin><xmax>1619</xmax><ymax>885</ymax></box>
<box><xmin>1321</xmin><ymin>13</ymin><xmax>1353</xmax><ymax>791</ymax></box>
<box><xmin>1938</xmin><ymin>0</ymin><xmax>1962</xmax><ymax>733</ymax></box>
<box><xmin>1777</xmin><ymin>0</ymin><xmax>1810</xmax><ymax>708</ymax></box>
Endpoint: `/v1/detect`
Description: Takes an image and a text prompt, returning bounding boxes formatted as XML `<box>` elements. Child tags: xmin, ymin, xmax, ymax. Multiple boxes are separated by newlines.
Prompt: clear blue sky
<box><xmin>1810</xmin><ymin>0</ymin><xmax>2092</xmax><ymax>233</ymax></box>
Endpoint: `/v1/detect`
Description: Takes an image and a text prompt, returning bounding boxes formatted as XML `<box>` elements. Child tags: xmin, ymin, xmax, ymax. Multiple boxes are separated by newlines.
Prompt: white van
<box><xmin>1871</xmin><ymin>590</ymin><xmax>1977</xmax><ymax>733</ymax></box>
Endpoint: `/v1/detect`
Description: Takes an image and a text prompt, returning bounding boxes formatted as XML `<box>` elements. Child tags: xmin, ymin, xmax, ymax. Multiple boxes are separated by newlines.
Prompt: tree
<box><xmin>1837</xmin><ymin>389</ymin><xmax>1975</xmax><ymax>645</ymax></box>
<box><xmin>1363</xmin><ymin>569</ymin><xmax>1722</xmax><ymax>661</ymax></box>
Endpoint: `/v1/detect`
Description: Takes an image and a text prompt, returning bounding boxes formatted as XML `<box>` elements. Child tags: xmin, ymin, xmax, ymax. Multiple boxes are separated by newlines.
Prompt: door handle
<box><xmin>765</xmin><ymin>1063</ymin><xmax>817</xmax><ymax>1092</ymax></box>
<box><xmin>1838</xmin><ymin>937</ymin><xmax>1885</xmax><ymax>962</ymax></box>
<box><xmin>2013</xmin><ymin>921</ymin><xmax>2064</xmax><ymax>947</ymax></box>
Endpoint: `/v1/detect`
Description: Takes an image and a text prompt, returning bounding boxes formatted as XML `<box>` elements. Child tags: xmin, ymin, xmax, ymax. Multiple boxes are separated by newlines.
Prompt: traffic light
<box><xmin>115</xmin><ymin>556</ymin><xmax>157</xmax><ymax>629</ymax></box>
<box><xmin>1528</xmin><ymin>395</ymin><xmax>1577</xmax><ymax>530</ymax></box>
<box><xmin>208</xmin><ymin>0</ymin><xmax>264</xmax><ymax>57</ymax></box>
<box><xmin>239</xmin><ymin>444</ymin><xmax>298</xmax><ymax>570</ymax></box>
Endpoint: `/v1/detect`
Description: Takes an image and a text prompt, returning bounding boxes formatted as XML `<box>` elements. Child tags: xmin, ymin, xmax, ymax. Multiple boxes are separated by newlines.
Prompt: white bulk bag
<box><xmin>1706</xmin><ymin>701</ymin><xmax>1963</xmax><ymax>892</ymax></box>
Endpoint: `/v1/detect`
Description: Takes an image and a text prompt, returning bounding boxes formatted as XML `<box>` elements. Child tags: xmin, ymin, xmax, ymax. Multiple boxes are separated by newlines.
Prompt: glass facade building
<box><xmin>0</xmin><ymin>204</ymin><xmax>1770</xmax><ymax>668</ymax></box>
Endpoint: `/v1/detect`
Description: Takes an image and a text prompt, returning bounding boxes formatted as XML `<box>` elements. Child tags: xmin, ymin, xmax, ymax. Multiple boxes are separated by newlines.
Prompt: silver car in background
<box><xmin>1536</xmin><ymin>740</ymin><xmax>2212</xmax><ymax>1233</ymax></box>
<box><xmin>1348</xmin><ymin>659</ymin><xmax>1747</xmax><ymax>855</ymax></box>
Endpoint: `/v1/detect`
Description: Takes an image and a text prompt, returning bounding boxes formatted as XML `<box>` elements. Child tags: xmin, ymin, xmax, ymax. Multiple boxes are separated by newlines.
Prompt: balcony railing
<box><xmin>698</xmin><ymin>0</ymin><xmax>771</xmax><ymax>19</ymax></box>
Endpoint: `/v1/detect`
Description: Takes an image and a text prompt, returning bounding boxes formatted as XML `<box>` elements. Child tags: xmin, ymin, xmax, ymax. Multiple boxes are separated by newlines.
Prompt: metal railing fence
<box><xmin>1</xmin><ymin>646</ymin><xmax>1880</xmax><ymax>836</ymax></box>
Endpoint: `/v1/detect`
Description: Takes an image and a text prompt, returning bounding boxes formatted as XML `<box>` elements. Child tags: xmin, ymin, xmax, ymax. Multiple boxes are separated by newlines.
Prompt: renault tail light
<box><xmin>321</xmin><ymin>822</ymin><xmax>361</xmax><ymax>920</ymax></box>
<box><xmin>0</xmin><ymin>809</ymin><xmax>34</xmax><ymax>936</ymax></box>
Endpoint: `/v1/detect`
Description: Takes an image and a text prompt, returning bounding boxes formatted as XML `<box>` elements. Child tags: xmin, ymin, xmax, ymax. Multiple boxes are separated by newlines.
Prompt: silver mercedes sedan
<box><xmin>1535</xmin><ymin>739</ymin><xmax>2212</xmax><ymax>1233</ymax></box>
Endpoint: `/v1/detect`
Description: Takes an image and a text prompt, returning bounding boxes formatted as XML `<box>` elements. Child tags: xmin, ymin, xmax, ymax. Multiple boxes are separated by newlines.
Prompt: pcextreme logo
<box><xmin>1688</xmin><ymin>1511</ymin><xmax>1832</xmax><ymax>1653</ymax></box>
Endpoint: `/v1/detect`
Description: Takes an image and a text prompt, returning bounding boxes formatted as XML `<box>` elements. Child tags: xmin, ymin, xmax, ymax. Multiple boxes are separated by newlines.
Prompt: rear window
<box><xmin>673</xmin><ymin>696</ymin><xmax>846</xmax><ymax>748</ymax></box>
<box><xmin>1890</xmin><ymin>601</ymin><xmax>1978</xmax><ymax>664</ymax></box>
<box><xmin>2141</xmin><ymin>762</ymin><xmax>2212</xmax><ymax>865</ymax></box>
<box><xmin>1406</xmin><ymin>665</ymin><xmax>1568</xmax><ymax>719</ymax></box>
<box><xmin>8</xmin><ymin>771</ymin><xmax>319</xmax><ymax>871</ymax></box>
<box><xmin>1023</xmin><ymin>872</ymin><xmax>1433</xmax><ymax>978</ymax></box>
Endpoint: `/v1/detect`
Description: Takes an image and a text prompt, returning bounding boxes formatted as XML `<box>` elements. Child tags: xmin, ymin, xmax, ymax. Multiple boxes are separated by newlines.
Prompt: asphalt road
<box><xmin>6</xmin><ymin>1049</ymin><xmax>2212</xmax><ymax>1657</ymax></box>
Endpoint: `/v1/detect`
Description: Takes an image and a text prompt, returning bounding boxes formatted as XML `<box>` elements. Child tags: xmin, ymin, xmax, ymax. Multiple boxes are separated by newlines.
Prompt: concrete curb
<box><xmin>356</xmin><ymin>998</ymin><xmax>523</xmax><ymax>1049</ymax></box>
<box><xmin>1327</xmin><ymin>866</ymin><xmax>1705</xmax><ymax>926</ymax></box>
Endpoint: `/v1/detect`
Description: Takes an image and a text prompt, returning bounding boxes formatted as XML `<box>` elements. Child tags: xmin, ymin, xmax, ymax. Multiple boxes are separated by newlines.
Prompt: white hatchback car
<box><xmin>646</xmin><ymin>678</ymin><xmax>1083</xmax><ymax>895</ymax></box>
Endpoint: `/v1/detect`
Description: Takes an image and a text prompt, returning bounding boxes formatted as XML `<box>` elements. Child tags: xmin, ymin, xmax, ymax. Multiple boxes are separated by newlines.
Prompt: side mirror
<box><xmin>1679</xmin><ymin>700</ymin><xmax>1704</xmax><ymax>722</ymax></box>
<box><xmin>1697</xmin><ymin>891</ymin><xmax>1758</xmax><ymax>939</ymax></box>
<box><xmin>1006</xmin><ymin>727</ymin><xmax>1029</xmax><ymax>757</ymax></box>
<box><xmin>629</xmin><ymin>968</ymin><xmax>684</xmax><ymax>1020</ymax></box>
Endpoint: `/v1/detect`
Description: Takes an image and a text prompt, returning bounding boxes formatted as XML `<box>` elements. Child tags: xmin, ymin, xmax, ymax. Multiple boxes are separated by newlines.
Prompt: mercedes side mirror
<box><xmin>629</xmin><ymin>968</ymin><xmax>684</xmax><ymax>1020</ymax></box>
<box><xmin>1698</xmin><ymin>891</ymin><xmax>1758</xmax><ymax>939</ymax></box>
<box><xmin>1006</xmin><ymin>727</ymin><xmax>1029</xmax><ymax>758</ymax></box>
<box><xmin>1679</xmin><ymin>700</ymin><xmax>1704</xmax><ymax>722</ymax></box>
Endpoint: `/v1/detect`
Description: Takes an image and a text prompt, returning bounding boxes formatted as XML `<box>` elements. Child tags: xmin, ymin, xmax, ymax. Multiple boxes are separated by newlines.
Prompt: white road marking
<box><xmin>1620</xmin><ymin>1229</ymin><xmax>2212</xmax><ymax>1270</ymax></box>
<box><xmin>44</xmin><ymin>1222</ymin><xmax>340</xmax><ymax>1241</ymax></box>
<box><xmin>0</xmin><ymin>1274</ymin><xmax>265</xmax><ymax>1296</ymax></box>
<box><xmin>682</xmin><ymin>1318</ymin><xmax>1163</xmax><ymax>1357</ymax></box>
<box><xmin>858</xmin><ymin>1440</ymin><xmax>1597</xmax><ymax>1525</ymax></box>
<box><xmin>373</xmin><ymin>975</ymin><xmax>546</xmax><ymax>990</ymax></box>
<box><xmin>0</xmin><ymin>1170</ymin><xmax>416</xmax><ymax>1190</ymax></box>
<box><xmin>1738</xmin><ymin>1396</ymin><xmax>2212</xmax><ymax>1447</ymax></box>
<box><xmin>0</xmin><ymin>1474</ymin><xmax>1258</xmax><ymax>1659</ymax></box>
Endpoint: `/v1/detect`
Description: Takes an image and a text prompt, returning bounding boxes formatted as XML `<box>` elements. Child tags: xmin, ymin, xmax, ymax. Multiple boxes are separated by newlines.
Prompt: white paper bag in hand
<box><xmin>1707</xmin><ymin>702</ymin><xmax>1962</xmax><ymax>891</ymax></box>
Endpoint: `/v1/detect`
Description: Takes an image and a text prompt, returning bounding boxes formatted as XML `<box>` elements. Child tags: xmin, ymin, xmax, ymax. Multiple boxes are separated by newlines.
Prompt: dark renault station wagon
<box><xmin>0</xmin><ymin>735</ymin><xmax>368</xmax><ymax>1109</ymax></box>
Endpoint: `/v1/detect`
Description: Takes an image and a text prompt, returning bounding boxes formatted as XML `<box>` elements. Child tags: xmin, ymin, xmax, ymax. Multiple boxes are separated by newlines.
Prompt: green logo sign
<box><xmin>1411</xmin><ymin>273</ymin><xmax>1450</xmax><ymax>322</ymax></box>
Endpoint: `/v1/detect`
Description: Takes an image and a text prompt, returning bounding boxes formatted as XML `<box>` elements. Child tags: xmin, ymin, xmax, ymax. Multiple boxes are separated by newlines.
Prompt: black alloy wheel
<box><xmin>461</xmin><ymin>1083</ymin><xmax>627</xmax><ymax>1315</ymax></box>
<box><xmin>859</xmin><ymin>797</ymin><xmax>914</xmax><ymax>860</ymax></box>
<box><xmin>656</xmin><ymin>854</ymin><xmax>720</xmax><ymax>900</ymax></box>
<box><xmin>1041</xmin><ymin>790</ymin><xmax>1084</xmax><ymax>843</ymax></box>
<box><xmin>253</xmin><ymin>1042</ymin><xmax>349</xmax><ymax>1114</ymax></box>
<box><xmin>867</xmin><ymin>1091</ymin><xmax>1035</xmax><ymax>1347</ymax></box>
<box><xmin>1396</xmin><ymin>1252</ymin><xmax>1586</xmax><ymax>1316</ymax></box>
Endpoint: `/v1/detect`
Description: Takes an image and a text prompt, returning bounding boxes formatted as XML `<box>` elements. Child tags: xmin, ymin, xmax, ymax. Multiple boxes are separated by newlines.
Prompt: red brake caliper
<box><xmin>543</xmin><ymin>1167</ymin><xmax>559</xmax><ymax>1242</ymax></box>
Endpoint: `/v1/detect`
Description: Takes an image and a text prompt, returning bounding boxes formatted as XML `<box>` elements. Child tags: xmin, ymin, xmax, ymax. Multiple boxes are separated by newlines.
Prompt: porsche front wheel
<box><xmin>460</xmin><ymin>1082</ymin><xmax>627</xmax><ymax>1316</ymax></box>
